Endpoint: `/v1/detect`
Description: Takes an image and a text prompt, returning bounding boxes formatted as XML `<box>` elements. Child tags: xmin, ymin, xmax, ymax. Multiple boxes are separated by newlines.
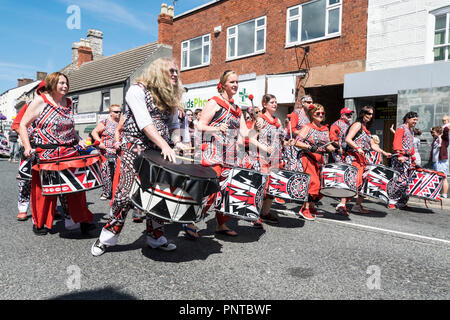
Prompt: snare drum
<box><xmin>37</xmin><ymin>154</ymin><xmax>103</xmax><ymax>196</ymax></box>
<box><xmin>130</xmin><ymin>150</ymin><xmax>219</xmax><ymax>224</ymax></box>
<box><xmin>267</xmin><ymin>169</ymin><xmax>310</xmax><ymax>202</ymax></box>
<box><xmin>216</xmin><ymin>167</ymin><xmax>268</xmax><ymax>222</ymax></box>
<box><xmin>320</xmin><ymin>163</ymin><xmax>358</xmax><ymax>198</ymax></box>
<box><xmin>407</xmin><ymin>168</ymin><xmax>445</xmax><ymax>201</ymax></box>
<box><xmin>361</xmin><ymin>164</ymin><xmax>398</xmax><ymax>203</ymax></box>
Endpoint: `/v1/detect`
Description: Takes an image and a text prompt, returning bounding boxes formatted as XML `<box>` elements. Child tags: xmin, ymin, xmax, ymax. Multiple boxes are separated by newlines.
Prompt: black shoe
<box><xmin>33</xmin><ymin>225</ymin><xmax>48</xmax><ymax>236</ymax></box>
<box><xmin>260</xmin><ymin>213</ymin><xmax>279</xmax><ymax>224</ymax></box>
<box><xmin>80</xmin><ymin>222</ymin><xmax>96</xmax><ymax>234</ymax></box>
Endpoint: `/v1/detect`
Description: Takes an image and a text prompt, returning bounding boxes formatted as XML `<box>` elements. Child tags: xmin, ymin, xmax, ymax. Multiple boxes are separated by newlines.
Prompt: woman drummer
<box><xmin>18</xmin><ymin>72</ymin><xmax>95</xmax><ymax>235</ymax></box>
<box><xmin>197</xmin><ymin>70</ymin><xmax>251</xmax><ymax>237</ymax></box>
<box><xmin>289</xmin><ymin>103</ymin><xmax>335</xmax><ymax>221</ymax></box>
<box><xmin>339</xmin><ymin>106</ymin><xmax>391</xmax><ymax>215</ymax></box>
<box><xmin>249</xmin><ymin>94</ymin><xmax>285</xmax><ymax>225</ymax></box>
<box><xmin>91</xmin><ymin>57</ymin><xmax>188</xmax><ymax>256</ymax></box>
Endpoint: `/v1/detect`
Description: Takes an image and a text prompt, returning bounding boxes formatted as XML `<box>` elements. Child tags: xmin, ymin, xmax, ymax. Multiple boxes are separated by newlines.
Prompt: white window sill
<box><xmin>181</xmin><ymin>63</ymin><xmax>211</xmax><ymax>72</ymax></box>
<box><xmin>225</xmin><ymin>50</ymin><xmax>266</xmax><ymax>62</ymax></box>
<box><xmin>285</xmin><ymin>34</ymin><xmax>341</xmax><ymax>49</ymax></box>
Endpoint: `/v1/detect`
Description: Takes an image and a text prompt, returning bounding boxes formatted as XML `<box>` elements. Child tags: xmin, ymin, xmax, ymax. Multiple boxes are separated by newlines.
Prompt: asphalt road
<box><xmin>0</xmin><ymin>158</ymin><xmax>449</xmax><ymax>301</ymax></box>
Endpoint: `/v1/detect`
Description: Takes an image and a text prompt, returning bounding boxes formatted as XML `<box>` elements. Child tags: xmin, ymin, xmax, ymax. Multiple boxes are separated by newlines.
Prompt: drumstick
<box><xmin>175</xmin><ymin>155</ymin><xmax>195</xmax><ymax>162</ymax></box>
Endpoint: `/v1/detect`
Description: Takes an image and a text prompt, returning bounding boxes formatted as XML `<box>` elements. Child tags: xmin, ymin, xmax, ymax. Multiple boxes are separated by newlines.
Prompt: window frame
<box><xmin>286</xmin><ymin>0</ymin><xmax>342</xmax><ymax>48</ymax></box>
<box><xmin>226</xmin><ymin>16</ymin><xmax>267</xmax><ymax>61</ymax></box>
<box><xmin>433</xmin><ymin>11</ymin><xmax>450</xmax><ymax>62</ymax></box>
<box><xmin>101</xmin><ymin>91</ymin><xmax>110</xmax><ymax>113</ymax></box>
<box><xmin>180</xmin><ymin>34</ymin><xmax>211</xmax><ymax>71</ymax></box>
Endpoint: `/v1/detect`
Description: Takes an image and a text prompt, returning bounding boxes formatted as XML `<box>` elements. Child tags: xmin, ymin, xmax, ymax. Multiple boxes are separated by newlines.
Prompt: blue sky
<box><xmin>0</xmin><ymin>0</ymin><xmax>210</xmax><ymax>94</ymax></box>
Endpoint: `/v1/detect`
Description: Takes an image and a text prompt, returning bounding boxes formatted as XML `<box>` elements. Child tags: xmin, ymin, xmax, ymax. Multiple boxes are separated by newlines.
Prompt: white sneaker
<box><xmin>91</xmin><ymin>239</ymin><xmax>107</xmax><ymax>256</ymax></box>
<box><xmin>146</xmin><ymin>236</ymin><xmax>176</xmax><ymax>251</ymax></box>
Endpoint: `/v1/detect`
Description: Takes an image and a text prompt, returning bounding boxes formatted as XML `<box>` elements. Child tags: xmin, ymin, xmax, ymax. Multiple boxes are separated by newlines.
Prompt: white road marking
<box><xmin>276</xmin><ymin>208</ymin><xmax>450</xmax><ymax>245</ymax></box>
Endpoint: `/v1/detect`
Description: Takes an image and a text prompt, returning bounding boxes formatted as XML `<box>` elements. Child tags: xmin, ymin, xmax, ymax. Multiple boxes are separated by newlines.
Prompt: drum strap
<box><xmin>35</xmin><ymin>143</ymin><xmax>75</xmax><ymax>149</ymax></box>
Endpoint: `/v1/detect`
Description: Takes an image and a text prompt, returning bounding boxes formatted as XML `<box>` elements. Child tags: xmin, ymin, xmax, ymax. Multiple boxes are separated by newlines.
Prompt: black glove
<box><xmin>309</xmin><ymin>145</ymin><xmax>317</xmax><ymax>153</ymax></box>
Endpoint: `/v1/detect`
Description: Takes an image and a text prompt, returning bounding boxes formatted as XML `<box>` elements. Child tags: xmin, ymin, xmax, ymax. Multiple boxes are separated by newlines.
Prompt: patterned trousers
<box><xmin>99</xmin><ymin>144</ymin><xmax>166</xmax><ymax>247</ymax></box>
<box><xmin>389</xmin><ymin>156</ymin><xmax>412</xmax><ymax>207</ymax></box>
<box><xmin>101</xmin><ymin>154</ymin><xmax>117</xmax><ymax>198</ymax></box>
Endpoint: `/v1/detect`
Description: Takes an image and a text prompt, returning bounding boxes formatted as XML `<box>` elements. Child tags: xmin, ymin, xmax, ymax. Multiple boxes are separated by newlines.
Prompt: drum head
<box><xmin>320</xmin><ymin>188</ymin><xmax>356</xmax><ymax>198</ymax></box>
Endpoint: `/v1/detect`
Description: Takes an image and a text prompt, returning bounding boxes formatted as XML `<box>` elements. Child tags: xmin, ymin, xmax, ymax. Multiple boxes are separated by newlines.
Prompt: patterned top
<box><xmin>253</xmin><ymin>113</ymin><xmax>285</xmax><ymax>168</ymax></box>
<box><xmin>329</xmin><ymin>119</ymin><xmax>350</xmax><ymax>146</ymax></box>
<box><xmin>393</xmin><ymin>123</ymin><xmax>415</xmax><ymax>156</ymax></box>
<box><xmin>30</xmin><ymin>94</ymin><xmax>78</xmax><ymax>160</ymax></box>
<box><xmin>100</xmin><ymin>117</ymin><xmax>119</xmax><ymax>155</ymax></box>
<box><xmin>348</xmin><ymin>122</ymin><xmax>372</xmax><ymax>152</ymax></box>
<box><xmin>300</xmin><ymin>123</ymin><xmax>330</xmax><ymax>163</ymax></box>
<box><xmin>122</xmin><ymin>84</ymin><xmax>174</xmax><ymax>149</ymax></box>
<box><xmin>291</xmin><ymin>107</ymin><xmax>310</xmax><ymax>133</ymax></box>
<box><xmin>202</xmin><ymin>96</ymin><xmax>242</xmax><ymax>167</ymax></box>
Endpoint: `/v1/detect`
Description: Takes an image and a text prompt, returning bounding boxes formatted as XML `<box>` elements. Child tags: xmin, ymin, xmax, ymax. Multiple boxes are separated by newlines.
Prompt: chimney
<box><xmin>158</xmin><ymin>3</ymin><xmax>174</xmax><ymax>46</ymax></box>
<box><xmin>36</xmin><ymin>71</ymin><xmax>47</xmax><ymax>81</ymax></box>
<box><xmin>72</xmin><ymin>42</ymin><xmax>80</xmax><ymax>65</ymax></box>
<box><xmin>87</xmin><ymin>29</ymin><xmax>103</xmax><ymax>60</ymax></box>
<box><xmin>17</xmin><ymin>78</ymin><xmax>34</xmax><ymax>87</ymax></box>
<box><xmin>78</xmin><ymin>43</ymin><xmax>93</xmax><ymax>68</ymax></box>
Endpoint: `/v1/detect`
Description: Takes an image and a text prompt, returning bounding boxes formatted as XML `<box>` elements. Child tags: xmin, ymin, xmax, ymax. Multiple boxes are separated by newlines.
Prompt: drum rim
<box><xmin>319</xmin><ymin>187</ymin><xmax>357</xmax><ymax>197</ymax></box>
<box><xmin>38</xmin><ymin>154</ymin><xmax>101</xmax><ymax>163</ymax></box>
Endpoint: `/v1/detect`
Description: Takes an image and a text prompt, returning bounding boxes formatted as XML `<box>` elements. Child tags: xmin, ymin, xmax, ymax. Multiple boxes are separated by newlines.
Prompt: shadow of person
<box><xmin>51</xmin><ymin>286</ymin><xmax>137</xmax><ymax>300</ymax></box>
<box><xmin>53</xmin><ymin>213</ymin><xmax>106</xmax><ymax>239</ymax></box>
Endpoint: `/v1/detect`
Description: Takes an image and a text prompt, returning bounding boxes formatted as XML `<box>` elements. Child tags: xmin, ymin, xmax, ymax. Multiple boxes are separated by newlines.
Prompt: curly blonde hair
<box><xmin>136</xmin><ymin>57</ymin><xmax>183</xmax><ymax>113</ymax></box>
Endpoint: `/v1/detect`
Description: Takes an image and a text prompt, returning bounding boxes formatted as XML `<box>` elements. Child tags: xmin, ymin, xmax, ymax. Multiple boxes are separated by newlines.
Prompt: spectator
<box><xmin>8</xmin><ymin>130</ymin><xmax>19</xmax><ymax>162</ymax></box>
<box><xmin>430</xmin><ymin>125</ymin><xmax>449</xmax><ymax>198</ymax></box>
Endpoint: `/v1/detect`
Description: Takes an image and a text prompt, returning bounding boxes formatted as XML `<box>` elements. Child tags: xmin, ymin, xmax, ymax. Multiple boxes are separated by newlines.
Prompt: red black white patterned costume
<box><xmin>99</xmin><ymin>117</ymin><xmax>119</xmax><ymax>198</ymax></box>
<box><xmin>284</xmin><ymin>107</ymin><xmax>310</xmax><ymax>171</ymax></box>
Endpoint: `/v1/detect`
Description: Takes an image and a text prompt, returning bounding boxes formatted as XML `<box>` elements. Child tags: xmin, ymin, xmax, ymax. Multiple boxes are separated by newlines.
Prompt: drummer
<box><xmin>284</xmin><ymin>95</ymin><xmax>313</xmax><ymax>172</ymax></box>
<box><xmin>289</xmin><ymin>103</ymin><xmax>336</xmax><ymax>221</ymax></box>
<box><xmin>18</xmin><ymin>72</ymin><xmax>95</xmax><ymax>236</ymax></box>
<box><xmin>388</xmin><ymin>111</ymin><xmax>418</xmax><ymax>210</ymax></box>
<box><xmin>197</xmin><ymin>70</ymin><xmax>251</xmax><ymax>237</ymax></box>
<box><xmin>249</xmin><ymin>94</ymin><xmax>285</xmax><ymax>225</ymax></box>
<box><xmin>339</xmin><ymin>106</ymin><xmax>391</xmax><ymax>215</ymax></box>
<box><xmin>91</xmin><ymin>58</ymin><xmax>188</xmax><ymax>256</ymax></box>
<box><xmin>329</xmin><ymin>107</ymin><xmax>354</xmax><ymax>163</ymax></box>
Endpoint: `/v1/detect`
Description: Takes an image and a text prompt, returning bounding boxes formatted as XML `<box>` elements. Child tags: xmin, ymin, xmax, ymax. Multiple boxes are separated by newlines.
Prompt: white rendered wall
<box><xmin>366</xmin><ymin>0</ymin><xmax>450</xmax><ymax>71</ymax></box>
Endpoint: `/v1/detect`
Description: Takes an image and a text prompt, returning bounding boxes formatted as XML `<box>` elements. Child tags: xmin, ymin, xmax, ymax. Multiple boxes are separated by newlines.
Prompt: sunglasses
<box><xmin>111</xmin><ymin>111</ymin><xmax>121</xmax><ymax>114</ymax></box>
<box><xmin>169</xmin><ymin>68</ymin><xmax>178</xmax><ymax>74</ymax></box>
<box><xmin>314</xmin><ymin>111</ymin><xmax>325</xmax><ymax>116</ymax></box>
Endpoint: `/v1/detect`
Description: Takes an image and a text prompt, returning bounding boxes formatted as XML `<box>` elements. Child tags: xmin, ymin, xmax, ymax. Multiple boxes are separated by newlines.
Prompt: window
<box><xmin>287</xmin><ymin>0</ymin><xmax>341</xmax><ymax>46</ymax></box>
<box><xmin>181</xmin><ymin>34</ymin><xmax>211</xmax><ymax>70</ymax></box>
<box><xmin>227</xmin><ymin>16</ymin><xmax>266</xmax><ymax>60</ymax></box>
<box><xmin>434</xmin><ymin>13</ymin><xmax>450</xmax><ymax>61</ymax></box>
<box><xmin>72</xmin><ymin>96</ymin><xmax>79</xmax><ymax>114</ymax></box>
<box><xmin>101</xmin><ymin>91</ymin><xmax>110</xmax><ymax>112</ymax></box>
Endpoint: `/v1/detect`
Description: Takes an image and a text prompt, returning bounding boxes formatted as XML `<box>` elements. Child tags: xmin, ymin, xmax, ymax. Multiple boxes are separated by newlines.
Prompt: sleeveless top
<box><xmin>30</xmin><ymin>94</ymin><xmax>77</xmax><ymax>160</ymax></box>
<box><xmin>348</xmin><ymin>122</ymin><xmax>372</xmax><ymax>152</ymax></box>
<box><xmin>202</xmin><ymin>96</ymin><xmax>242</xmax><ymax>167</ymax></box>
<box><xmin>100</xmin><ymin>117</ymin><xmax>119</xmax><ymax>155</ymax></box>
<box><xmin>300</xmin><ymin>123</ymin><xmax>330</xmax><ymax>163</ymax></box>
<box><xmin>122</xmin><ymin>84</ymin><xmax>173</xmax><ymax>150</ymax></box>
<box><xmin>253</xmin><ymin>113</ymin><xmax>285</xmax><ymax>167</ymax></box>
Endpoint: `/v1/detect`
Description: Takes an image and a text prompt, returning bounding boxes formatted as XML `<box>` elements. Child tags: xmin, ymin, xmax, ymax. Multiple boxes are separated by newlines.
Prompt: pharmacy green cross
<box><xmin>239</xmin><ymin>88</ymin><xmax>249</xmax><ymax>103</ymax></box>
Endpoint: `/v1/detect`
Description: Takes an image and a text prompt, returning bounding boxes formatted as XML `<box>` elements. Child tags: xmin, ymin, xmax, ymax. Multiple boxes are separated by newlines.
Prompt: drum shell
<box><xmin>267</xmin><ymin>169</ymin><xmax>310</xmax><ymax>202</ymax></box>
<box><xmin>216</xmin><ymin>167</ymin><xmax>268</xmax><ymax>222</ymax></box>
<box><xmin>320</xmin><ymin>163</ymin><xmax>358</xmax><ymax>198</ymax></box>
<box><xmin>360</xmin><ymin>164</ymin><xmax>398</xmax><ymax>203</ymax></box>
<box><xmin>39</xmin><ymin>158</ymin><xmax>103</xmax><ymax>196</ymax></box>
<box><xmin>407</xmin><ymin>168</ymin><xmax>445</xmax><ymax>201</ymax></box>
<box><xmin>130</xmin><ymin>178</ymin><xmax>206</xmax><ymax>224</ymax></box>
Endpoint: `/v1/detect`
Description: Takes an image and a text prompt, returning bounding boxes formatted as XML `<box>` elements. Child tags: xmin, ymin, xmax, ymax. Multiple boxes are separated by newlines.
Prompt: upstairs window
<box><xmin>227</xmin><ymin>16</ymin><xmax>266</xmax><ymax>60</ymax></box>
<box><xmin>287</xmin><ymin>0</ymin><xmax>342</xmax><ymax>46</ymax></box>
<box><xmin>181</xmin><ymin>34</ymin><xmax>211</xmax><ymax>70</ymax></box>
<box><xmin>434</xmin><ymin>12</ymin><xmax>450</xmax><ymax>61</ymax></box>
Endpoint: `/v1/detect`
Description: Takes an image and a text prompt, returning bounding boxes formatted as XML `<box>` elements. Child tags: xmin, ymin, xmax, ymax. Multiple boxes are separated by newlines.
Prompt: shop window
<box><xmin>287</xmin><ymin>0</ymin><xmax>341</xmax><ymax>46</ymax></box>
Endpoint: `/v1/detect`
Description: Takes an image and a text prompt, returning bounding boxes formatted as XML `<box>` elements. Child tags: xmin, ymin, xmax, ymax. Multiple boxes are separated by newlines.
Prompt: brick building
<box><xmin>158</xmin><ymin>0</ymin><xmax>368</xmax><ymax>123</ymax></box>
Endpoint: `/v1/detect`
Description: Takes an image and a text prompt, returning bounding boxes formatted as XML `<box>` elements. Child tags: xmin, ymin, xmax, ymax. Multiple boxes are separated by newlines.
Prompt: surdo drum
<box><xmin>38</xmin><ymin>154</ymin><xmax>103</xmax><ymax>196</ymax></box>
<box><xmin>215</xmin><ymin>167</ymin><xmax>268</xmax><ymax>222</ymax></box>
<box><xmin>267</xmin><ymin>169</ymin><xmax>310</xmax><ymax>202</ymax></box>
<box><xmin>360</xmin><ymin>164</ymin><xmax>399</xmax><ymax>203</ymax></box>
<box><xmin>130</xmin><ymin>150</ymin><xmax>219</xmax><ymax>224</ymax></box>
<box><xmin>320</xmin><ymin>163</ymin><xmax>358</xmax><ymax>198</ymax></box>
<box><xmin>407</xmin><ymin>168</ymin><xmax>445</xmax><ymax>201</ymax></box>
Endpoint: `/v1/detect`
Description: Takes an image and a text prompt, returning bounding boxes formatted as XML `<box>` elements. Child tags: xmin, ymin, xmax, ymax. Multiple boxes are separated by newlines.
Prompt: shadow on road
<box><xmin>51</xmin><ymin>286</ymin><xmax>136</xmax><ymax>300</ymax></box>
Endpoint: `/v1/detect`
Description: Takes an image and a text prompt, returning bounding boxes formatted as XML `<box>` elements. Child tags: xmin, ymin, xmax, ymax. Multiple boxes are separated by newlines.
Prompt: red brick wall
<box><xmin>162</xmin><ymin>0</ymin><xmax>367</xmax><ymax>85</ymax></box>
